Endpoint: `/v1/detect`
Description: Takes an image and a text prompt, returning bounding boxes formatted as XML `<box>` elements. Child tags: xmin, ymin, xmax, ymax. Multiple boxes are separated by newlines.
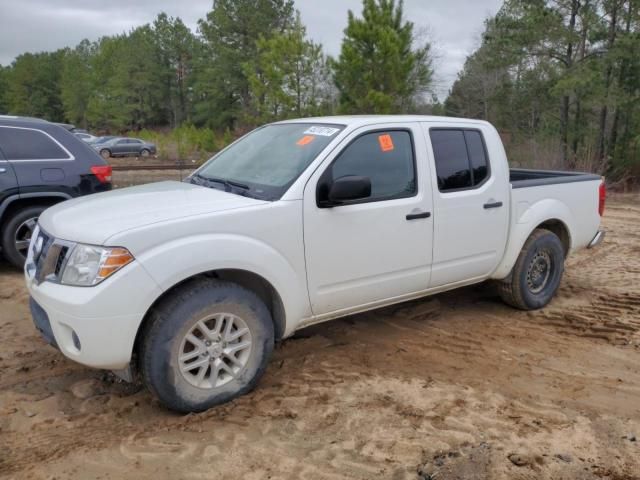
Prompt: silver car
<box><xmin>93</xmin><ymin>137</ymin><xmax>157</xmax><ymax>159</ymax></box>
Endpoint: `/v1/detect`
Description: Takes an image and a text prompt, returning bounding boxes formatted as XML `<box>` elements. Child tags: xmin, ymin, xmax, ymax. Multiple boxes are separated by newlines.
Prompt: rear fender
<box><xmin>492</xmin><ymin>199</ymin><xmax>572</xmax><ymax>280</ymax></box>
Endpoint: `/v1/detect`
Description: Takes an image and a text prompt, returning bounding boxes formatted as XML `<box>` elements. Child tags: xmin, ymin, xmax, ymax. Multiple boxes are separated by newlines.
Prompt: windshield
<box><xmin>194</xmin><ymin>123</ymin><xmax>344</xmax><ymax>200</ymax></box>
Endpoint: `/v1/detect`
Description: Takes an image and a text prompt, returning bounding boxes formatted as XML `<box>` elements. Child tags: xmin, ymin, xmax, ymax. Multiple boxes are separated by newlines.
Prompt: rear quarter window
<box><xmin>0</xmin><ymin>127</ymin><xmax>72</xmax><ymax>160</ymax></box>
<box><xmin>464</xmin><ymin>130</ymin><xmax>489</xmax><ymax>185</ymax></box>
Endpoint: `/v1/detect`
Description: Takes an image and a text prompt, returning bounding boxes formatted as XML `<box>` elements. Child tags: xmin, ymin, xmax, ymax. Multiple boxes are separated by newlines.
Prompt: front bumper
<box><xmin>30</xmin><ymin>297</ymin><xmax>58</xmax><ymax>348</ymax></box>
<box><xmin>588</xmin><ymin>230</ymin><xmax>605</xmax><ymax>248</ymax></box>
<box><xmin>25</xmin><ymin>261</ymin><xmax>163</xmax><ymax>370</ymax></box>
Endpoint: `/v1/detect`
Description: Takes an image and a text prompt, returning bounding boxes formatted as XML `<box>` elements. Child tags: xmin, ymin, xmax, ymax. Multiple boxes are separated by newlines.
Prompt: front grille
<box><xmin>33</xmin><ymin>230</ymin><xmax>50</xmax><ymax>264</ymax></box>
<box><xmin>54</xmin><ymin>246</ymin><xmax>69</xmax><ymax>276</ymax></box>
<box><xmin>32</xmin><ymin>229</ymin><xmax>72</xmax><ymax>284</ymax></box>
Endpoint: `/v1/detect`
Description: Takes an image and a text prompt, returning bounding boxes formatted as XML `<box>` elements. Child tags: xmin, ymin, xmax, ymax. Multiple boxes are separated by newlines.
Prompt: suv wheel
<box><xmin>140</xmin><ymin>149</ymin><xmax>150</xmax><ymax>158</ymax></box>
<box><xmin>99</xmin><ymin>149</ymin><xmax>110</xmax><ymax>159</ymax></box>
<box><xmin>1</xmin><ymin>205</ymin><xmax>47</xmax><ymax>268</ymax></box>
<box><xmin>497</xmin><ymin>228</ymin><xmax>565</xmax><ymax>310</ymax></box>
<box><xmin>140</xmin><ymin>278</ymin><xmax>274</xmax><ymax>413</ymax></box>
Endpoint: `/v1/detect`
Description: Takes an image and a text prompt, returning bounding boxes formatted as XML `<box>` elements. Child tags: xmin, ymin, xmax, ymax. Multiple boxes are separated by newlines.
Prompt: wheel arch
<box><xmin>132</xmin><ymin>268</ymin><xmax>287</xmax><ymax>365</ymax></box>
<box><xmin>493</xmin><ymin>217</ymin><xmax>572</xmax><ymax>281</ymax></box>
<box><xmin>0</xmin><ymin>193</ymin><xmax>71</xmax><ymax>227</ymax></box>
<box><xmin>492</xmin><ymin>198</ymin><xmax>574</xmax><ymax>281</ymax></box>
<box><xmin>536</xmin><ymin>218</ymin><xmax>571</xmax><ymax>256</ymax></box>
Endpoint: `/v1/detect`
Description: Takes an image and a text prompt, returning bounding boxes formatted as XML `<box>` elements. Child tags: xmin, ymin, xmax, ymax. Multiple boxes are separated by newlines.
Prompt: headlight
<box><xmin>61</xmin><ymin>244</ymin><xmax>134</xmax><ymax>286</ymax></box>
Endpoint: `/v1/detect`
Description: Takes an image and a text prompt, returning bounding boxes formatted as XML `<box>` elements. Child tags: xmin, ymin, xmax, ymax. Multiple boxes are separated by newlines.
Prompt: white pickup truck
<box><xmin>25</xmin><ymin>115</ymin><xmax>605</xmax><ymax>412</ymax></box>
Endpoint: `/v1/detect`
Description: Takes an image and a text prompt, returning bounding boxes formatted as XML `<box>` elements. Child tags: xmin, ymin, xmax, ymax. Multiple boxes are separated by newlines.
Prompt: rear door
<box><xmin>0</xmin><ymin>125</ymin><xmax>72</xmax><ymax>196</ymax></box>
<box><xmin>130</xmin><ymin>139</ymin><xmax>143</xmax><ymax>155</ymax></box>
<box><xmin>303</xmin><ymin>123</ymin><xmax>434</xmax><ymax>316</ymax></box>
<box><xmin>423</xmin><ymin>124</ymin><xmax>509</xmax><ymax>287</ymax></box>
<box><xmin>0</xmin><ymin>143</ymin><xmax>19</xmax><ymax>206</ymax></box>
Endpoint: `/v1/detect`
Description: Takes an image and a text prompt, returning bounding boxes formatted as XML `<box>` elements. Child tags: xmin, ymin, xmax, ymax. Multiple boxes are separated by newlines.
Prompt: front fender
<box><xmin>492</xmin><ymin>198</ymin><xmax>573</xmax><ymax>280</ymax></box>
<box><xmin>136</xmin><ymin>233</ymin><xmax>310</xmax><ymax>336</ymax></box>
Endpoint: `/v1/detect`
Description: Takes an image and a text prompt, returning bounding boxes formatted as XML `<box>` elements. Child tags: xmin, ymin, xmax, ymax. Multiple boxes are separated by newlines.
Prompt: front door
<box><xmin>113</xmin><ymin>139</ymin><xmax>129</xmax><ymax>155</ymax></box>
<box><xmin>303</xmin><ymin>124</ymin><xmax>434</xmax><ymax>317</ymax></box>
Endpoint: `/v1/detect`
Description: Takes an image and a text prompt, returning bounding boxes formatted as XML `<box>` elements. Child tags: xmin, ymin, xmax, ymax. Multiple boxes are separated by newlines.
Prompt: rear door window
<box><xmin>430</xmin><ymin>128</ymin><xmax>490</xmax><ymax>192</ymax></box>
<box><xmin>0</xmin><ymin>127</ymin><xmax>71</xmax><ymax>160</ymax></box>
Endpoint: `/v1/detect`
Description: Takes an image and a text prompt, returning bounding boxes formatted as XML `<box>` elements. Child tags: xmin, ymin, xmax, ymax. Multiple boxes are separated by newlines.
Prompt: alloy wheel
<box><xmin>178</xmin><ymin>313</ymin><xmax>252</xmax><ymax>389</ymax></box>
<box><xmin>14</xmin><ymin>217</ymin><xmax>37</xmax><ymax>255</ymax></box>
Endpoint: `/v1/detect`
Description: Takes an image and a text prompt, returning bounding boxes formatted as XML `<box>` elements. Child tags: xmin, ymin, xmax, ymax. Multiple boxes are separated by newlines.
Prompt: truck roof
<box><xmin>274</xmin><ymin>115</ymin><xmax>491</xmax><ymax>128</ymax></box>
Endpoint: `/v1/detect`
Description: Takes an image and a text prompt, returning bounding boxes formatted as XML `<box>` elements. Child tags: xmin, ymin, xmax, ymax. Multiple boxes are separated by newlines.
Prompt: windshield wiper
<box><xmin>193</xmin><ymin>173</ymin><xmax>249</xmax><ymax>191</ymax></box>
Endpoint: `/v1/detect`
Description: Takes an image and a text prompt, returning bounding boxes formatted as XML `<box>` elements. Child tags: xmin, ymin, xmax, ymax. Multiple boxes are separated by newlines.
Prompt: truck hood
<box><xmin>38</xmin><ymin>181</ymin><xmax>267</xmax><ymax>245</ymax></box>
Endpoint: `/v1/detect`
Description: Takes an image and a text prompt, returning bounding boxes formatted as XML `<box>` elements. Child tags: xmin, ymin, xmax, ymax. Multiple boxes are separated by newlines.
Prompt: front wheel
<box><xmin>140</xmin><ymin>279</ymin><xmax>274</xmax><ymax>413</ymax></box>
<box><xmin>497</xmin><ymin>228</ymin><xmax>565</xmax><ymax>310</ymax></box>
<box><xmin>99</xmin><ymin>149</ymin><xmax>110</xmax><ymax>159</ymax></box>
<box><xmin>140</xmin><ymin>149</ymin><xmax>150</xmax><ymax>158</ymax></box>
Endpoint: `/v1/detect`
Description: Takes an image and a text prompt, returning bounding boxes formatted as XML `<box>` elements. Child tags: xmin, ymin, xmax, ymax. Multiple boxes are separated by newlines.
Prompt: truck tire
<box><xmin>140</xmin><ymin>278</ymin><xmax>274</xmax><ymax>413</ymax></box>
<box><xmin>497</xmin><ymin>228</ymin><xmax>565</xmax><ymax>310</ymax></box>
<box><xmin>1</xmin><ymin>205</ymin><xmax>47</xmax><ymax>268</ymax></box>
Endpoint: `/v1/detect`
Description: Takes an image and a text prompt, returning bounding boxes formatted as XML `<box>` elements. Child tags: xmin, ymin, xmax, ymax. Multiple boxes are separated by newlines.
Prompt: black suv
<box><xmin>0</xmin><ymin>116</ymin><xmax>112</xmax><ymax>268</ymax></box>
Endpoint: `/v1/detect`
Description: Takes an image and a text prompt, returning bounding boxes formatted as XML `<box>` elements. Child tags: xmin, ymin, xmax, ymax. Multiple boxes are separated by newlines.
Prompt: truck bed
<box><xmin>510</xmin><ymin>168</ymin><xmax>601</xmax><ymax>189</ymax></box>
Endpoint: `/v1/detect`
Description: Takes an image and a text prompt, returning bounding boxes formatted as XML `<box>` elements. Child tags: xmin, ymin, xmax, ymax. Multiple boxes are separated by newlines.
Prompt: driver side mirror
<box><xmin>319</xmin><ymin>175</ymin><xmax>372</xmax><ymax>207</ymax></box>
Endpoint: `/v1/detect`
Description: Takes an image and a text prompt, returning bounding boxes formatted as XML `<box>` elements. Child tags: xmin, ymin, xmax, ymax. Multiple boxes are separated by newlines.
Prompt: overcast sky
<box><xmin>0</xmin><ymin>0</ymin><xmax>502</xmax><ymax>98</ymax></box>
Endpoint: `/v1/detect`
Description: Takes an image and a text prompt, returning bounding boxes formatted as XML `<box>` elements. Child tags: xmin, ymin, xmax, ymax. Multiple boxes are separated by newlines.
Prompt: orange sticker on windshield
<box><xmin>378</xmin><ymin>134</ymin><xmax>394</xmax><ymax>152</ymax></box>
<box><xmin>297</xmin><ymin>135</ymin><xmax>315</xmax><ymax>146</ymax></box>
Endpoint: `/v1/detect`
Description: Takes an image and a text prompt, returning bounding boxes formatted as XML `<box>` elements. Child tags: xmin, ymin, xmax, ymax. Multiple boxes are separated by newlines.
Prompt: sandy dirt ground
<box><xmin>1</xmin><ymin>196</ymin><xmax>639</xmax><ymax>480</ymax></box>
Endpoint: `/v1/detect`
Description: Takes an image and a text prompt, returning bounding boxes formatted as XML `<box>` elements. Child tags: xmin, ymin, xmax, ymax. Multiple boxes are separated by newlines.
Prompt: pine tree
<box><xmin>61</xmin><ymin>40</ymin><xmax>95</xmax><ymax>127</ymax></box>
<box><xmin>446</xmin><ymin>0</ymin><xmax>640</xmax><ymax>178</ymax></box>
<box><xmin>6</xmin><ymin>51</ymin><xmax>65</xmax><ymax>120</ymax></box>
<box><xmin>152</xmin><ymin>13</ymin><xmax>197</xmax><ymax>127</ymax></box>
<box><xmin>332</xmin><ymin>0</ymin><xmax>433</xmax><ymax>114</ymax></box>
<box><xmin>0</xmin><ymin>66</ymin><xmax>9</xmax><ymax>113</ymax></box>
<box><xmin>196</xmin><ymin>0</ymin><xmax>296</xmax><ymax>128</ymax></box>
<box><xmin>86</xmin><ymin>28</ymin><xmax>165</xmax><ymax>131</ymax></box>
<box><xmin>245</xmin><ymin>13</ymin><xmax>332</xmax><ymax>122</ymax></box>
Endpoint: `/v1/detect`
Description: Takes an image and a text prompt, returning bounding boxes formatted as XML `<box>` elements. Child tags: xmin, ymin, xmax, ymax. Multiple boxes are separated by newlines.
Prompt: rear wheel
<box><xmin>497</xmin><ymin>228</ymin><xmax>565</xmax><ymax>310</ymax></box>
<box><xmin>140</xmin><ymin>278</ymin><xmax>274</xmax><ymax>413</ymax></box>
<box><xmin>1</xmin><ymin>205</ymin><xmax>46</xmax><ymax>268</ymax></box>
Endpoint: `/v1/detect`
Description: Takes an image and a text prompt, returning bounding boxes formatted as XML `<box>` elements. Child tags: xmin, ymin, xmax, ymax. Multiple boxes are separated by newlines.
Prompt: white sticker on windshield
<box><xmin>303</xmin><ymin>126</ymin><xmax>340</xmax><ymax>137</ymax></box>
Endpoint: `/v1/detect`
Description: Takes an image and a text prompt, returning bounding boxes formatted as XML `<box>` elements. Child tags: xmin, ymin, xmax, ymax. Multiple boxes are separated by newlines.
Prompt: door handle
<box><xmin>483</xmin><ymin>201</ymin><xmax>503</xmax><ymax>209</ymax></box>
<box><xmin>406</xmin><ymin>211</ymin><xmax>431</xmax><ymax>220</ymax></box>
